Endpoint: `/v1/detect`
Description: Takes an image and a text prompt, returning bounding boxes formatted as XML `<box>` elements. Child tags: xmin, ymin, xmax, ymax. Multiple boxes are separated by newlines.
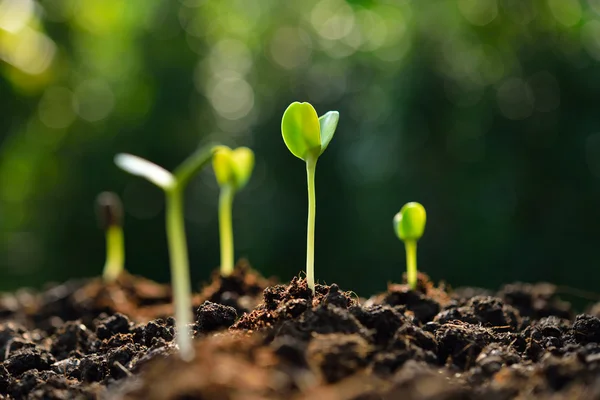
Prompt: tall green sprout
<box><xmin>96</xmin><ymin>192</ymin><xmax>125</xmax><ymax>283</ymax></box>
<box><xmin>281</xmin><ymin>102</ymin><xmax>339</xmax><ymax>293</ymax></box>
<box><xmin>394</xmin><ymin>202</ymin><xmax>427</xmax><ymax>290</ymax></box>
<box><xmin>114</xmin><ymin>144</ymin><xmax>217</xmax><ymax>361</ymax></box>
<box><xmin>212</xmin><ymin>146</ymin><xmax>254</xmax><ymax>277</ymax></box>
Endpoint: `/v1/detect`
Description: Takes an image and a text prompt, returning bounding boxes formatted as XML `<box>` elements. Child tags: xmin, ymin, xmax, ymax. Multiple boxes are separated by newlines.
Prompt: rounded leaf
<box><xmin>213</xmin><ymin>146</ymin><xmax>254</xmax><ymax>190</ymax></box>
<box><xmin>394</xmin><ymin>202</ymin><xmax>427</xmax><ymax>242</ymax></box>
<box><xmin>318</xmin><ymin>111</ymin><xmax>339</xmax><ymax>155</ymax></box>
<box><xmin>230</xmin><ymin>147</ymin><xmax>254</xmax><ymax>189</ymax></box>
<box><xmin>213</xmin><ymin>146</ymin><xmax>235</xmax><ymax>186</ymax></box>
<box><xmin>281</xmin><ymin>102</ymin><xmax>321</xmax><ymax>161</ymax></box>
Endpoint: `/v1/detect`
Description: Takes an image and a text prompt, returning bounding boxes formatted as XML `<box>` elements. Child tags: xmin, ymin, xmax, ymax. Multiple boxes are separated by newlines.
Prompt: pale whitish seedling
<box><xmin>115</xmin><ymin>144</ymin><xmax>217</xmax><ymax>361</ymax></box>
<box><xmin>281</xmin><ymin>101</ymin><xmax>339</xmax><ymax>293</ymax></box>
<box><xmin>212</xmin><ymin>146</ymin><xmax>255</xmax><ymax>276</ymax></box>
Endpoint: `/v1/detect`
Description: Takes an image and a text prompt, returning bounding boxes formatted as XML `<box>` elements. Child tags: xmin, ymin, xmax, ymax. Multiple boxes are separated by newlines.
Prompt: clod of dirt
<box><xmin>5</xmin><ymin>348</ymin><xmax>55</xmax><ymax>376</ymax></box>
<box><xmin>435</xmin><ymin>296</ymin><xmax>521</xmax><ymax>331</ymax></box>
<box><xmin>198</xmin><ymin>260</ymin><xmax>275</xmax><ymax>314</ymax></box>
<box><xmin>349</xmin><ymin>304</ymin><xmax>406</xmax><ymax>346</ymax></box>
<box><xmin>307</xmin><ymin>333</ymin><xmax>371</xmax><ymax>383</ymax></box>
<box><xmin>499</xmin><ymin>282</ymin><xmax>573</xmax><ymax>320</ymax></box>
<box><xmin>232</xmin><ymin>278</ymin><xmax>357</xmax><ymax>333</ymax></box>
<box><xmin>95</xmin><ymin>313</ymin><xmax>131</xmax><ymax>340</ymax></box>
<box><xmin>194</xmin><ymin>301</ymin><xmax>237</xmax><ymax>334</ymax></box>
<box><xmin>436</xmin><ymin>321</ymin><xmax>495</xmax><ymax>369</ymax></box>
<box><xmin>572</xmin><ymin>314</ymin><xmax>600</xmax><ymax>344</ymax></box>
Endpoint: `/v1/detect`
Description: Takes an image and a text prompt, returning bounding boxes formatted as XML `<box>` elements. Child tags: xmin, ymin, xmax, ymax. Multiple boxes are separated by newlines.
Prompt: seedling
<box><xmin>114</xmin><ymin>144</ymin><xmax>217</xmax><ymax>361</ymax></box>
<box><xmin>212</xmin><ymin>146</ymin><xmax>255</xmax><ymax>277</ymax></box>
<box><xmin>96</xmin><ymin>192</ymin><xmax>125</xmax><ymax>283</ymax></box>
<box><xmin>281</xmin><ymin>101</ymin><xmax>339</xmax><ymax>293</ymax></box>
<box><xmin>393</xmin><ymin>202</ymin><xmax>427</xmax><ymax>290</ymax></box>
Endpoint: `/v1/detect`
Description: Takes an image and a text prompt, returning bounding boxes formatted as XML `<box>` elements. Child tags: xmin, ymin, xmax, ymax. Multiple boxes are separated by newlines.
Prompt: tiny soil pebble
<box><xmin>2</xmin><ymin>266</ymin><xmax>600</xmax><ymax>400</ymax></box>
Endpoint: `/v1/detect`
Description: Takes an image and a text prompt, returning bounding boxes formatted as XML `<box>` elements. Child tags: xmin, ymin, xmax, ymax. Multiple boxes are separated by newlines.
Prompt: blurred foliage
<box><xmin>2</xmin><ymin>0</ymin><xmax>600</xmax><ymax>298</ymax></box>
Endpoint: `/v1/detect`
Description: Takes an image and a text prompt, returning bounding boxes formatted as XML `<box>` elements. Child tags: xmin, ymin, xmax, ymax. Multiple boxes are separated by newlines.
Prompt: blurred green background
<box><xmin>2</xmin><ymin>0</ymin><xmax>600</xmax><ymax>298</ymax></box>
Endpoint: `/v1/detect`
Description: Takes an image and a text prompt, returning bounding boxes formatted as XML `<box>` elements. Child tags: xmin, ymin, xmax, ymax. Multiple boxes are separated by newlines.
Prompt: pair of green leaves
<box><xmin>212</xmin><ymin>146</ymin><xmax>254</xmax><ymax>190</ymax></box>
<box><xmin>394</xmin><ymin>202</ymin><xmax>427</xmax><ymax>242</ymax></box>
<box><xmin>281</xmin><ymin>102</ymin><xmax>339</xmax><ymax>162</ymax></box>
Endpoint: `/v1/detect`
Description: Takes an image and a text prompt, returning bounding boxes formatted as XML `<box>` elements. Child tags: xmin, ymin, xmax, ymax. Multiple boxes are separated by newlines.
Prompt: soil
<box><xmin>1</xmin><ymin>266</ymin><xmax>600</xmax><ymax>400</ymax></box>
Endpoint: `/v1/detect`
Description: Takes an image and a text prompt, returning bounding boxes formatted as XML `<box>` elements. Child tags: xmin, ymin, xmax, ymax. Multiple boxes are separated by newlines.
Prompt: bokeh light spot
<box><xmin>311</xmin><ymin>0</ymin><xmax>355</xmax><ymax>41</ymax></box>
<box><xmin>209</xmin><ymin>39</ymin><xmax>253</xmax><ymax>76</ymax></box>
<box><xmin>269</xmin><ymin>27</ymin><xmax>312</xmax><ymax>70</ymax></box>
<box><xmin>73</xmin><ymin>79</ymin><xmax>115</xmax><ymax>122</ymax></box>
<box><xmin>458</xmin><ymin>0</ymin><xmax>498</xmax><ymax>26</ymax></box>
<box><xmin>0</xmin><ymin>27</ymin><xmax>56</xmax><ymax>75</ymax></box>
<box><xmin>0</xmin><ymin>0</ymin><xmax>33</xmax><ymax>33</ymax></box>
<box><xmin>355</xmin><ymin>10</ymin><xmax>387</xmax><ymax>51</ymax></box>
<box><xmin>208</xmin><ymin>74</ymin><xmax>254</xmax><ymax>120</ymax></box>
<box><xmin>589</xmin><ymin>0</ymin><xmax>600</xmax><ymax>15</ymax></box>
<box><xmin>38</xmin><ymin>87</ymin><xmax>76</xmax><ymax>129</ymax></box>
<box><xmin>548</xmin><ymin>0</ymin><xmax>581</xmax><ymax>28</ymax></box>
<box><xmin>496</xmin><ymin>78</ymin><xmax>534</xmax><ymax>120</ymax></box>
<box><xmin>581</xmin><ymin>21</ymin><xmax>600</xmax><ymax>61</ymax></box>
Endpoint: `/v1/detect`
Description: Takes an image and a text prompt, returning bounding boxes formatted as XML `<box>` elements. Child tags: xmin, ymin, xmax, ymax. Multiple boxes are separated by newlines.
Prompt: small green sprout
<box><xmin>393</xmin><ymin>202</ymin><xmax>427</xmax><ymax>290</ymax></box>
<box><xmin>281</xmin><ymin>101</ymin><xmax>339</xmax><ymax>293</ymax></box>
<box><xmin>96</xmin><ymin>192</ymin><xmax>125</xmax><ymax>283</ymax></box>
<box><xmin>212</xmin><ymin>146</ymin><xmax>255</xmax><ymax>277</ymax></box>
<box><xmin>114</xmin><ymin>144</ymin><xmax>217</xmax><ymax>361</ymax></box>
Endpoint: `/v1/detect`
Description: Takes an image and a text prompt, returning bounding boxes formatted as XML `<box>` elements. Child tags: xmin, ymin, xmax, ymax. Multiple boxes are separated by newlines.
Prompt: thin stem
<box><xmin>306</xmin><ymin>156</ymin><xmax>317</xmax><ymax>293</ymax></box>
<box><xmin>165</xmin><ymin>187</ymin><xmax>194</xmax><ymax>361</ymax></box>
<box><xmin>173</xmin><ymin>144</ymin><xmax>217</xmax><ymax>188</ymax></box>
<box><xmin>102</xmin><ymin>225</ymin><xmax>125</xmax><ymax>283</ymax></box>
<box><xmin>405</xmin><ymin>240</ymin><xmax>417</xmax><ymax>290</ymax></box>
<box><xmin>219</xmin><ymin>185</ymin><xmax>235</xmax><ymax>276</ymax></box>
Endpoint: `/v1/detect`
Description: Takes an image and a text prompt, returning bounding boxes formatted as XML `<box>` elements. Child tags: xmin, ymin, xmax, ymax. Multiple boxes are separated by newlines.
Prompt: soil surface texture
<box><xmin>1</xmin><ymin>268</ymin><xmax>600</xmax><ymax>400</ymax></box>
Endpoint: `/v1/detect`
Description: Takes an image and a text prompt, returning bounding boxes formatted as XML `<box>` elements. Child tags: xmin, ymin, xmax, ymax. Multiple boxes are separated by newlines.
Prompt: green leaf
<box><xmin>114</xmin><ymin>154</ymin><xmax>175</xmax><ymax>190</ymax></box>
<box><xmin>394</xmin><ymin>202</ymin><xmax>427</xmax><ymax>241</ymax></box>
<box><xmin>281</xmin><ymin>102</ymin><xmax>321</xmax><ymax>161</ymax></box>
<box><xmin>318</xmin><ymin>111</ymin><xmax>339</xmax><ymax>155</ymax></box>
<box><xmin>212</xmin><ymin>146</ymin><xmax>254</xmax><ymax>190</ymax></box>
<box><xmin>230</xmin><ymin>147</ymin><xmax>254</xmax><ymax>189</ymax></box>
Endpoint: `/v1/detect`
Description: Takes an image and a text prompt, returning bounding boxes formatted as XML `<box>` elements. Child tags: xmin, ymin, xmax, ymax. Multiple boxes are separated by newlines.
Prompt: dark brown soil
<box><xmin>2</xmin><ymin>267</ymin><xmax>600</xmax><ymax>400</ymax></box>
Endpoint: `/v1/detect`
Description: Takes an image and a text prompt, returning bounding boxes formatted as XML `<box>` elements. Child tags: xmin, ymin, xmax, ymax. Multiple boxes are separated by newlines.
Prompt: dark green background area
<box><xmin>2</xmin><ymin>0</ymin><xmax>600</xmax><ymax>299</ymax></box>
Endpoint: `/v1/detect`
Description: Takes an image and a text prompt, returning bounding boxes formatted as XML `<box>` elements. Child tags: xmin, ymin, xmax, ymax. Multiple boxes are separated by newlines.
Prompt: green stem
<box><xmin>405</xmin><ymin>240</ymin><xmax>417</xmax><ymax>290</ymax></box>
<box><xmin>102</xmin><ymin>225</ymin><xmax>124</xmax><ymax>283</ymax></box>
<box><xmin>306</xmin><ymin>156</ymin><xmax>317</xmax><ymax>293</ymax></box>
<box><xmin>166</xmin><ymin>187</ymin><xmax>194</xmax><ymax>361</ymax></box>
<box><xmin>219</xmin><ymin>185</ymin><xmax>235</xmax><ymax>276</ymax></box>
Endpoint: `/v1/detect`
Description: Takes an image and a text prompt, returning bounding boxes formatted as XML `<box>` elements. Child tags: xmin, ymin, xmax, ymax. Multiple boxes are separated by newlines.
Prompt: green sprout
<box><xmin>393</xmin><ymin>202</ymin><xmax>427</xmax><ymax>290</ymax></box>
<box><xmin>212</xmin><ymin>146</ymin><xmax>255</xmax><ymax>277</ymax></box>
<box><xmin>96</xmin><ymin>192</ymin><xmax>125</xmax><ymax>283</ymax></box>
<box><xmin>114</xmin><ymin>144</ymin><xmax>217</xmax><ymax>361</ymax></box>
<box><xmin>281</xmin><ymin>101</ymin><xmax>339</xmax><ymax>293</ymax></box>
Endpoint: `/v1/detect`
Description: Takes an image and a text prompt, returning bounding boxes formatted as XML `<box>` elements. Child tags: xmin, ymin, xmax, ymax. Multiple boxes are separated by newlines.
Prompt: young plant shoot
<box><xmin>281</xmin><ymin>101</ymin><xmax>339</xmax><ymax>293</ymax></box>
<box><xmin>96</xmin><ymin>192</ymin><xmax>125</xmax><ymax>283</ymax></box>
<box><xmin>212</xmin><ymin>146</ymin><xmax>254</xmax><ymax>277</ymax></box>
<box><xmin>393</xmin><ymin>202</ymin><xmax>427</xmax><ymax>290</ymax></box>
<box><xmin>114</xmin><ymin>145</ymin><xmax>217</xmax><ymax>361</ymax></box>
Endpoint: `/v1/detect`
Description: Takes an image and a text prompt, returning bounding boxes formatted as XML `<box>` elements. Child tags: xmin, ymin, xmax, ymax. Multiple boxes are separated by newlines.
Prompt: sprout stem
<box><xmin>405</xmin><ymin>240</ymin><xmax>417</xmax><ymax>290</ymax></box>
<box><xmin>218</xmin><ymin>184</ymin><xmax>235</xmax><ymax>276</ymax></box>
<box><xmin>103</xmin><ymin>225</ymin><xmax>124</xmax><ymax>283</ymax></box>
<box><xmin>306</xmin><ymin>156</ymin><xmax>317</xmax><ymax>293</ymax></box>
<box><xmin>165</xmin><ymin>187</ymin><xmax>194</xmax><ymax>361</ymax></box>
